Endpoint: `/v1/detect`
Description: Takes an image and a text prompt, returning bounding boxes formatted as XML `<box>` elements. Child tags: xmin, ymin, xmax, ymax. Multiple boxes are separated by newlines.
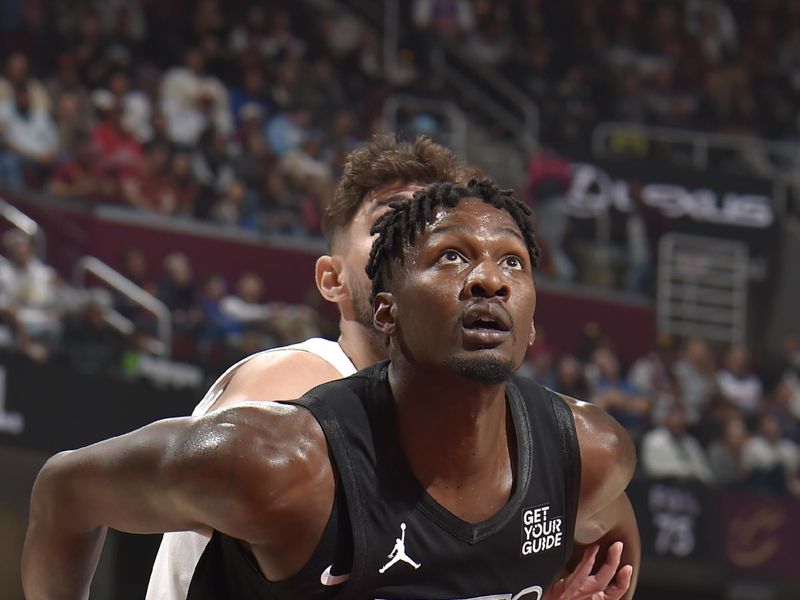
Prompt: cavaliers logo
<box><xmin>726</xmin><ymin>505</ymin><xmax>786</xmax><ymax>568</ymax></box>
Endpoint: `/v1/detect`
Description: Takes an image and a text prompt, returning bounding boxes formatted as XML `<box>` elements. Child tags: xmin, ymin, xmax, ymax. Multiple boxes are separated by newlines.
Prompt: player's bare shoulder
<box><xmin>556</xmin><ymin>392</ymin><xmax>636</xmax><ymax>512</ymax></box>
<box><xmin>214</xmin><ymin>348</ymin><xmax>345</xmax><ymax>409</ymax></box>
<box><xmin>165</xmin><ymin>401</ymin><xmax>335</xmax><ymax>545</ymax></box>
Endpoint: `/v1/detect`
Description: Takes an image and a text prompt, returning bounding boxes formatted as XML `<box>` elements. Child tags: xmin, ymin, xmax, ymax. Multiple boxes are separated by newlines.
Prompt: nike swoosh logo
<box><xmin>320</xmin><ymin>564</ymin><xmax>350</xmax><ymax>586</ymax></box>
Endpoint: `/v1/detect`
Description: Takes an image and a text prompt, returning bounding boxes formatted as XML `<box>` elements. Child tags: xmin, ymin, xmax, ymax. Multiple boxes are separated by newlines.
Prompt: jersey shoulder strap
<box><xmin>509</xmin><ymin>375</ymin><xmax>582</xmax><ymax>560</ymax></box>
<box><xmin>545</xmin><ymin>386</ymin><xmax>582</xmax><ymax>557</ymax></box>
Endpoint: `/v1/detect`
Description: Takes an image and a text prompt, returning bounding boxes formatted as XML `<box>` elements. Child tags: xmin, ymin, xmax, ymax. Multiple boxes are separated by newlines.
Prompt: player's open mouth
<box><xmin>462</xmin><ymin>302</ymin><xmax>511</xmax><ymax>332</ymax></box>
<box><xmin>461</xmin><ymin>302</ymin><xmax>512</xmax><ymax>345</ymax></box>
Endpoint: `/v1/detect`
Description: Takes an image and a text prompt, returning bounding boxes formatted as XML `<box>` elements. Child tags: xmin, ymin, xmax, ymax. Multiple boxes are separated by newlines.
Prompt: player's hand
<box><xmin>543</xmin><ymin>542</ymin><xmax>633</xmax><ymax>600</ymax></box>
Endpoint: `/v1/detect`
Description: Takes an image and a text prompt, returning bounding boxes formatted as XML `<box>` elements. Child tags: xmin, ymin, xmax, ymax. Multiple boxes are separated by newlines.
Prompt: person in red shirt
<box><xmin>90</xmin><ymin>90</ymin><xmax>143</xmax><ymax>181</ymax></box>
<box><xmin>47</xmin><ymin>133</ymin><xmax>116</xmax><ymax>202</ymax></box>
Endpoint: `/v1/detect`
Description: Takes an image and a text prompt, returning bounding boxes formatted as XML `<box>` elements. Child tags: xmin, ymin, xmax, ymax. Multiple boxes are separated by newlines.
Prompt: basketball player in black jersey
<box><xmin>142</xmin><ymin>136</ymin><xmax>633</xmax><ymax>600</ymax></box>
<box><xmin>22</xmin><ymin>178</ymin><xmax>639</xmax><ymax>599</ymax></box>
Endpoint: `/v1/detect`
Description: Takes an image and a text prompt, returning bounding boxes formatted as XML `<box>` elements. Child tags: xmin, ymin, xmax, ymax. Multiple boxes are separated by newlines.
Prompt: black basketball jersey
<box><xmin>186</xmin><ymin>362</ymin><xmax>581</xmax><ymax>599</ymax></box>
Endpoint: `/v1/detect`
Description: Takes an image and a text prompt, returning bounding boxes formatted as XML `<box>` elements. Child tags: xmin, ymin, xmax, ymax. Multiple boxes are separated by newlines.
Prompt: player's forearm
<box><xmin>593</xmin><ymin>495</ymin><xmax>640</xmax><ymax>599</ymax></box>
<box><xmin>22</xmin><ymin>453</ymin><xmax>109</xmax><ymax>599</ymax></box>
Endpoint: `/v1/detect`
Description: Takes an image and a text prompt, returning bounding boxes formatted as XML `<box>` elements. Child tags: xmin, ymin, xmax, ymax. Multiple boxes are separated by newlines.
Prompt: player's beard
<box><xmin>451</xmin><ymin>355</ymin><xmax>516</xmax><ymax>384</ymax></box>
<box><xmin>350</xmin><ymin>276</ymin><xmax>374</xmax><ymax>330</ymax></box>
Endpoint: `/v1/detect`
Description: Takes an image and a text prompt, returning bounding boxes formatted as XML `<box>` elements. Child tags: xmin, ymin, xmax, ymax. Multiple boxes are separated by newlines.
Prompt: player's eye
<box><xmin>438</xmin><ymin>250</ymin><xmax>465</xmax><ymax>265</ymax></box>
<box><xmin>501</xmin><ymin>256</ymin><xmax>524</xmax><ymax>270</ymax></box>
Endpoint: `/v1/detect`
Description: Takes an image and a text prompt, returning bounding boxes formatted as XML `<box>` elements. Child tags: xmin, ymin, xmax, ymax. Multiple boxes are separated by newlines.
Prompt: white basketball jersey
<box><xmin>145</xmin><ymin>338</ymin><xmax>356</xmax><ymax>600</ymax></box>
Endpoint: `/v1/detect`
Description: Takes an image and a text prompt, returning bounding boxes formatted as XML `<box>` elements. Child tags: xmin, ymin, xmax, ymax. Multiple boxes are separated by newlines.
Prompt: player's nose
<box><xmin>463</xmin><ymin>260</ymin><xmax>509</xmax><ymax>299</ymax></box>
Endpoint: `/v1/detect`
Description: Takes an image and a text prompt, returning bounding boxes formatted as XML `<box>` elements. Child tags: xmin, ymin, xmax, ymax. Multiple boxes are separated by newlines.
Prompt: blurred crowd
<box><xmin>519</xmin><ymin>327</ymin><xmax>800</xmax><ymax>498</ymax></box>
<box><xmin>407</xmin><ymin>0</ymin><xmax>800</xmax><ymax>152</ymax></box>
<box><xmin>1</xmin><ymin>0</ymin><xmax>797</xmax><ymax>296</ymax></box>
<box><xmin>0</xmin><ymin>0</ymin><xmax>392</xmax><ymax>233</ymax></box>
<box><xmin>0</xmin><ymin>229</ymin><xmax>328</xmax><ymax>379</ymax></box>
<box><xmin>3</xmin><ymin>1</ymin><xmax>799</xmax><ymax>229</ymax></box>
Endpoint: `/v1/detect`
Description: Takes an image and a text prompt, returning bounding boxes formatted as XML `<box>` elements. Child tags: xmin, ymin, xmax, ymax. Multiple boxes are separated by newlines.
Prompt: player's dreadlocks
<box><xmin>365</xmin><ymin>178</ymin><xmax>540</xmax><ymax>301</ymax></box>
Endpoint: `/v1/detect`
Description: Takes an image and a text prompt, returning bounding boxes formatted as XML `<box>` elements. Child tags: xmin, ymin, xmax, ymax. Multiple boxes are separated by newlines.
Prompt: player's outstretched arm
<box><xmin>21</xmin><ymin>403</ymin><xmax>331</xmax><ymax>600</ymax></box>
<box><xmin>564</xmin><ymin>396</ymin><xmax>641</xmax><ymax>600</ymax></box>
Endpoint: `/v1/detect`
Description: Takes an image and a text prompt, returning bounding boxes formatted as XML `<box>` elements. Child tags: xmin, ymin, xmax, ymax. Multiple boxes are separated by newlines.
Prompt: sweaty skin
<box><xmin>22</xmin><ymin>195</ymin><xmax>637</xmax><ymax>600</ymax></box>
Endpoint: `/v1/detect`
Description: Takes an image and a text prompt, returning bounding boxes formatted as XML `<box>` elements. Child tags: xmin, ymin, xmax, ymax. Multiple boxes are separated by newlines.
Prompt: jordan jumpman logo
<box><xmin>379</xmin><ymin>522</ymin><xmax>421</xmax><ymax>574</ymax></box>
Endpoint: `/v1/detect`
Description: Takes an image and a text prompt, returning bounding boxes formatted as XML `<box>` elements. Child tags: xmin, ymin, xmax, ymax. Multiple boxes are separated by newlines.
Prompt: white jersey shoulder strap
<box><xmin>192</xmin><ymin>338</ymin><xmax>355</xmax><ymax>416</ymax></box>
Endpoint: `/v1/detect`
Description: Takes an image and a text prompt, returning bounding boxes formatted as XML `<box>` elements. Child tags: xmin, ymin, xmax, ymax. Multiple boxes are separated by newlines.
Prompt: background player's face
<box><xmin>384</xmin><ymin>198</ymin><xmax>536</xmax><ymax>382</ymax></box>
<box><xmin>337</xmin><ymin>182</ymin><xmax>425</xmax><ymax>328</ymax></box>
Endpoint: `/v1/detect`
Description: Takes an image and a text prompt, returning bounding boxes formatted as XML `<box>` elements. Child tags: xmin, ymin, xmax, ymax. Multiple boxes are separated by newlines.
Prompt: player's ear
<box><xmin>528</xmin><ymin>320</ymin><xmax>536</xmax><ymax>347</ymax></box>
<box><xmin>315</xmin><ymin>255</ymin><xmax>347</xmax><ymax>303</ymax></box>
<box><xmin>373</xmin><ymin>291</ymin><xmax>397</xmax><ymax>336</ymax></box>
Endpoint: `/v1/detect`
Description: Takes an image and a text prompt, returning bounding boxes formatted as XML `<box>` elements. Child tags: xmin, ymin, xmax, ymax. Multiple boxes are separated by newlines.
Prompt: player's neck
<box><xmin>388</xmin><ymin>362</ymin><xmax>511</xmax><ymax>471</ymax></box>
<box><xmin>338</xmin><ymin>321</ymin><xmax>389</xmax><ymax>370</ymax></box>
<box><xmin>388</xmin><ymin>363</ymin><xmax>514</xmax><ymax>521</ymax></box>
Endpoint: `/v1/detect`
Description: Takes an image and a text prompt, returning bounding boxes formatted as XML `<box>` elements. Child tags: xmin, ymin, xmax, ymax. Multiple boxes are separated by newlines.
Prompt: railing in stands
<box><xmin>591</xmin><ymin>121</ymin><xmax>800</xmax><ymax>176</ymax></box>
<box><xmin>440</xmin><ymin>51</ymin><xmax>538</xmax><ymax>153</ymax></box>
<box><xmin>382</xmin><ymin>94</ymin><xmax>467</xmax><ymax>158</ymax></box>
<box><xmin>0</xmin><ymin>196</ymin><xmax>46</xmax><ymax>257</ymax></box>
<box><xmin>336</xmin><ymin>0</ymin><xmax>538</xmax><ymax>152</ymax></box>
<box><xmin>72</xmin><ymin>256</ymin><xmax>172</xmax><ymax>356</ymax></box>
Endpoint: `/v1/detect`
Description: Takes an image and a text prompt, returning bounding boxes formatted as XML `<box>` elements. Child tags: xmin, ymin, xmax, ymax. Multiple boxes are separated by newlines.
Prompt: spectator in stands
<box><xmin>523</xmin><ymin>139</ymin><xmax>574</xmax><ymax>281</ymax></box>
<box><xmin>112</xmin><ymin>246</ymin><xmax>157</xmax><ymax>330</ymax></box>
<box><xmin>325</xmin><ymin>109</ymin><xmax>361</xmax><ymax>164</ymax></box>
<box><xmin>685</xmin><ymin>0</ymin><xmax>738</xmax><ymax>64</ymax></box>
<box><xmin>717</xmin><ymin>343</ymin><xmax>763</xmax><ymax>417</ymax></box>
<box><xmin>209</xmin><ymin>179</ymin><xmax>256</xmax><ymax>230</ymax></box>
<box><xmin>553</xmin><ymin>353</ymin><xmax>591</xmax><ymax>399</ymax></box>
<box><xmin>194</xmin><ymin>273</ymin><xmax>240</xmax><ymax>363</ymax></box>
<box><xmin>707</xmin><ymin>415</ymin><xmax>750</xmax><ymax>487</ymax></box>
<box><xmin>743</xmin><ymin>413</ymin><xmax>800</xmax><ymax>496</ymax></box>
<box><xmin>90</xmin><ymin>89</ymin><xmax>143</xmax><ymax>183</ymax></box>
<box><xmin>121</xmin><ymin>142</ymin><xmax>185</xmax><ymax>215</ymax></box>
<box><xmin>116</xmin><ymin>246</ymin><xmax>156</xmax><ymax>296</ymax></box>
<box><xmin>156</xmin><ymin>252</ymin><xmax>200</xmax><ymax>336</ymax></box>
<box><xmin>232</xmin><ymin>116</ymin><xmax>270</xmax><ymax>191</ymax></box>
<box><xmin>52</xmin><ymin>90</ymin><xmax>91</xmax><ymax>160</ymax></box>
<box><xmin>46</xmin><ymin>54</ymin><xmax>93</xmax><ymax>142</ymax></box>
<box><xmin>764</xmin><ymin>373</ymin><xmax>800</xmax><ymax>444</ymax></box>
<box><xmin>641</xmin><ymin>404</ymin><xmax>713</xmax><ymax>482</ymax></box>
<box><xmin>259</xmin><ymin>168</ymin><xmax>305</xmax><ymax>235</ymax></box>
<box><xmin>229</xmin><ymin>69</ymin><xmax>270</xmax><ymax>128</ymax></box>
<box><xmin>191</xmin><ymin>127</ymin><xmax>236</xmax><ymax>196</ymax></box>
<box><xmin>762</xmin><ymin>334</ymin><xmax>800</xmax><ymax>392</ymax></box>
<box><xmin>628</xmin><ymin>333</ymin><xmax>677</xmax><ymax>425</ymax></box>
<box><xmin>261</xmin><ymin>7</ymin><xmax>305</xmax><ymax>60</ymax></box>
<box><xmin>588</xmin><ymin>347</ymin><xmax>652</xmax><ymax>438</ymax></box>
<box><xmin>59</xmin><ymin>288</ymin><xmax>124</xmax><ymax>377</ymax></box>
<box><xmin>47</xmin><ymin>132</ymin><xmax>114</xmax><ymax>202</ymax></box>
<box><xmin>412</xmin><ymin>0</ymin><xmax>474</xmax><ymax>42</ymax></box>
<box><xmin>461</xmin><ymin>3</ymin><xmax>511</xmax><ymax>67</ymax></box>
<box><xmin>219</xmin><ymin>271</ymin><xmax>278</xmax><ymax>333</ymax></box>
<box><xmin>0</xmin><ymin>51</ymin><xmax>50</xmax><ymax>113</ymax></box>
<box><xmin>673</xmin><ymin>338</ymin><xmax>718</xmax><ymax>425</ymax></box>
<box><xmin>265</xmin><ymin>107</ymin><xmax>313</xmax><ymax>157</ymax></box>
<box><xmin>107</xmin><ymin>69</ymin><xmax>152</xmax><ymax>144</ymax></box>
<box><xmin>517</xmin><ymin>328</ymin><xmax>556</xmax><ymax>388</ymax></box>
<box><xmin>160</xmin><ymin>47</ymin><xmax>232</xmax><ymax>147</ymax></box>
<box><xmin>280</xmin><ymin>135</ymin><xmax>334</xmax><ymax>207</ymax></box>
<box><xmin>612</xmin><ymin>70</ymin><xmax>649</xmax><ymax>124</ymax></box>
<box><xmin>0</xmin><ymin>82</ymin><xmax>58</xmax><ymax>189</ymax></box>
<box><xmin>623</xmin><ymin>179</ymin><xmax>664</xmax><ymax>296</ymax></box>
<box><xmin>227</xmin><ymin>4</ymin><xmax>270</xmax><ymax>59</ymax></box>
<box><xmin>0</xmin><ymin>230</ymin><xmax>63</xmax><ymax>361</ymax></box>
<box><xmin>220</xmin><ymin>271</ymin><xmax>320</xmax><ymax>349</ymax></box>
<box><xmin>97</xmin><ymin>0</ymin><xmax>147</xmax><ymax>45</ymax></box>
